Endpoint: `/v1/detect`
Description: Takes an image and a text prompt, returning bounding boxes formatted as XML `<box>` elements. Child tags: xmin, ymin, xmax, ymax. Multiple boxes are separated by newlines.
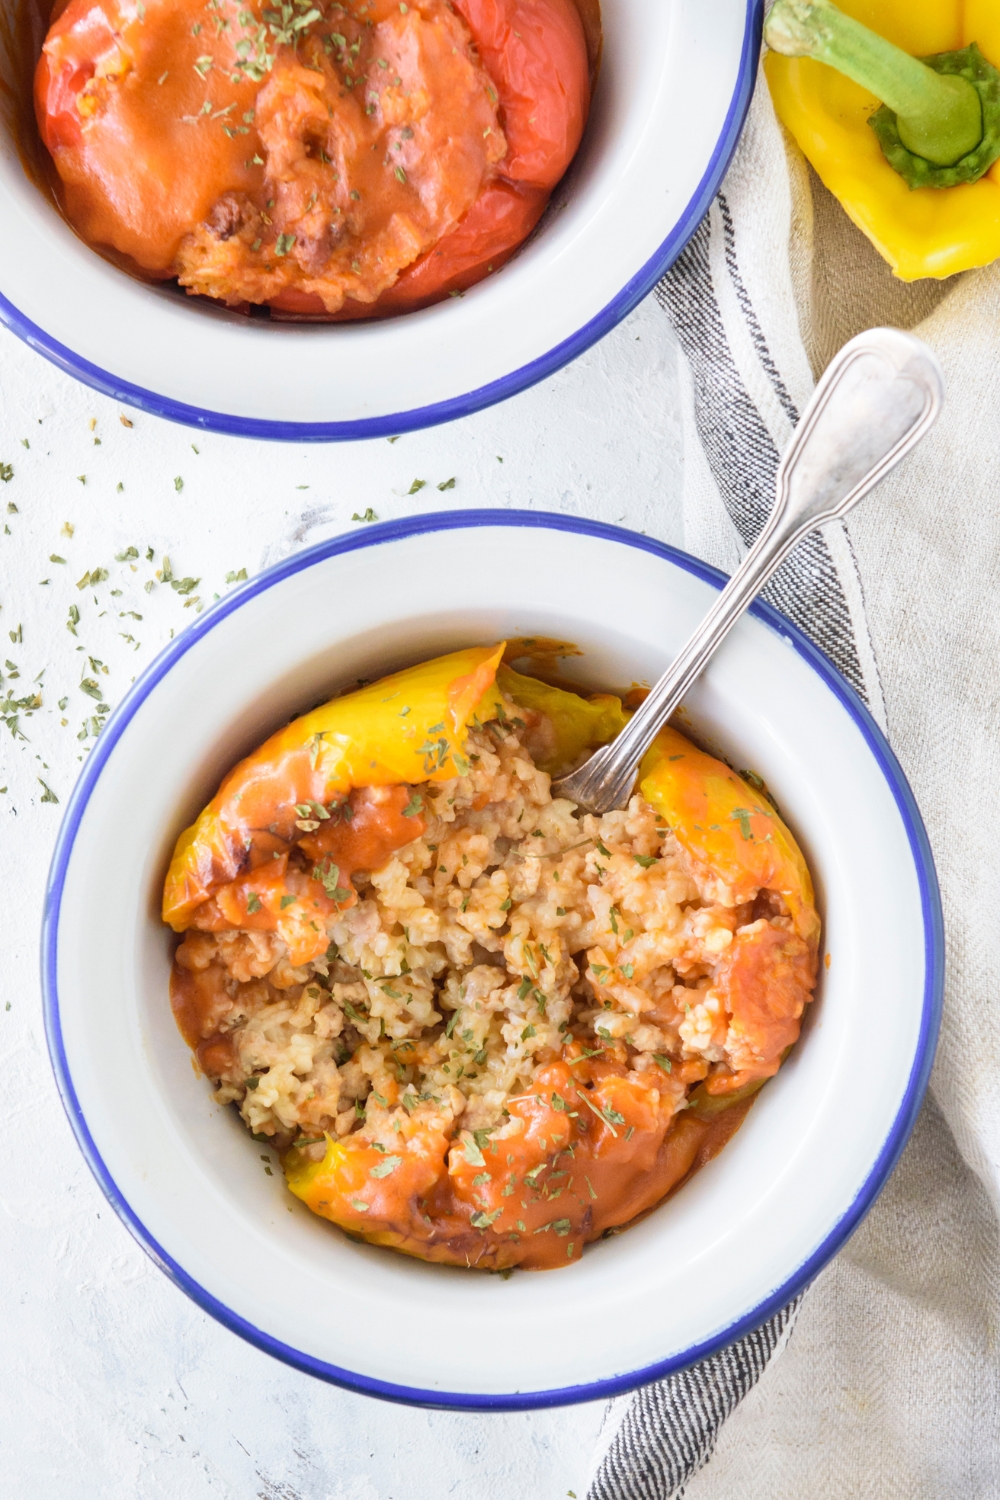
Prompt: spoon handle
<box><xmin>552</xmin><ymin>327</ymin><xmax>944</xmax><ymax>814</ymax></box>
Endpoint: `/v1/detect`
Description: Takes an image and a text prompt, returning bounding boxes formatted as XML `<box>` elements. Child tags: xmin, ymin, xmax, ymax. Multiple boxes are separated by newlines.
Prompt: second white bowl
<box><xmin>43</xmin><ymin>511</ymin><xmax>941</xmax><ymax>1406</ymax></box>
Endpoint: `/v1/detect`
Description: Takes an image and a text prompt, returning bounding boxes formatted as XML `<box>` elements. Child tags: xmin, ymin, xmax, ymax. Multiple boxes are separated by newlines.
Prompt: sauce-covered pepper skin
<box><xmin>285</xmin><ymin>1050</ymin><xmax>756</xmax><ymax>1269</ymax></box>
<box><xmin>35</xmin><ymin>0</ymin><xmax>591</xmax><ymax>313</ymax></box>
<box><xmin>162</xmin><ymin>643</ymin><xmax>505</xmax><ymax>932</ymax></box>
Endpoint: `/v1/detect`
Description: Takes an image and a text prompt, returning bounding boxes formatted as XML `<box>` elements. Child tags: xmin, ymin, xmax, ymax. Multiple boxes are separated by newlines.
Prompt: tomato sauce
<box><xmin>703</xmin><ymin>919</ymin><xmax>817</xmax><ymax>1093</ymax></box>
<box><xmin>289</xmin><ymin>1048</ymin><xmax>757</xmax><ymax>1269</ymax></box>
<box><xmin>182</xmin><ymin>781</ymin><xmax>424</xmax><ymax>965</ymax></box>
<box><xmin>170</xmin><ymin>781</ymin><xmax>425</xmax><ymax>1058</ymax></box>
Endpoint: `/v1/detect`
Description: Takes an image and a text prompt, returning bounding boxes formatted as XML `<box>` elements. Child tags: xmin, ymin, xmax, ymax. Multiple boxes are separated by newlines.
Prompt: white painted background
<box><xmin>0</xmin><ymin>295</ymin><xmax>684</xmax><ymax>1499</ymax></box>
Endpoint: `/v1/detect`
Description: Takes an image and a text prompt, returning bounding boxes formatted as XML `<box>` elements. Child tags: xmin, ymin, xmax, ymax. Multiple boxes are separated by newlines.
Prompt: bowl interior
<box><xmin>46</xmin><ymin>515</ymin><xmax>937</xmax><ymax>1406</ymax></box>
<box><xmin>0</xmin><ymin>0</ymin><xmax>757</xmax><ymax>433</ymax></box>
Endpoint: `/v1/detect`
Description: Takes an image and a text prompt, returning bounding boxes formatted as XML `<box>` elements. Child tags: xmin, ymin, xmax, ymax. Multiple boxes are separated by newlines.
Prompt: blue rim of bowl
<box><xmin>42</xmin><ymin>509</ymin><xmax>943</xmax><ymax>1410</ymax></box>
<box><xmin>1</xmin><ymin>0</ymin><xmax>763</xmax><ymax>442</ymax></box>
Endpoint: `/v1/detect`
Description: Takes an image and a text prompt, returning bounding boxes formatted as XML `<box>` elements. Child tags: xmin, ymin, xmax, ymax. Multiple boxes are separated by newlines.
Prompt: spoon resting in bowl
<box><xmin>552</xmin><ymin>326</ymin><xmax>945</xmax><ymax>815</ymax></box>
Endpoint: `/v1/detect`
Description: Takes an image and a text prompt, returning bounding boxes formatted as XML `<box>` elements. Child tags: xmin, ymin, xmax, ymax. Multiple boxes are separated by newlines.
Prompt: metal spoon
<box><xmin>552</xmin><ymin>326</ymin><xmax>944</xmax><ymax>815</ymax></box>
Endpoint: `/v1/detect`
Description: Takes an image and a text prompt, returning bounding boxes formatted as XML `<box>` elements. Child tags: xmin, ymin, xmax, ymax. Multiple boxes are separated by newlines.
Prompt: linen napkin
<box><xmin>587</xmin><ymin>72</ymin><xmax>1000</xmax><ymax>1500</ymax></box>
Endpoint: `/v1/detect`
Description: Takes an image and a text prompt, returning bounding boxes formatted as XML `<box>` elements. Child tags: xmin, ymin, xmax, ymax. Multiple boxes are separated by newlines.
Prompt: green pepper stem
<box><xmin>765</xmin><ymin>0</ymin><xmax>983</xmax><ymax>166</ymax></box>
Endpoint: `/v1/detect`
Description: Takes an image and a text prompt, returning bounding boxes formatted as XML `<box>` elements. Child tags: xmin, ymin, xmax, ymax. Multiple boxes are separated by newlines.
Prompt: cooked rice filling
<box><xmin>174</xmin><ymin>699</ymin><xmax>802</xmax><ymax>1154</ymax></box>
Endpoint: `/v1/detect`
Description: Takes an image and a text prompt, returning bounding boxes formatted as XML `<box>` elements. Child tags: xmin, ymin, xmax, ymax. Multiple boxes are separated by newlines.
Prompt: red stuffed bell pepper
<box><xmin>35</xmin><ymin>0</ymin><xmax>591</xmax><ymax>316</ymax></box>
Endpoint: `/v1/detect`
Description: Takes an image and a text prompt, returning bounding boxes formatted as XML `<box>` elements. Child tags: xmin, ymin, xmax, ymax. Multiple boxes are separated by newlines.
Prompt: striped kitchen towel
<box><xmin>588</xmin><ymin>69</ymin><xmax>1000</xmax><ymax>1500</ymax></box>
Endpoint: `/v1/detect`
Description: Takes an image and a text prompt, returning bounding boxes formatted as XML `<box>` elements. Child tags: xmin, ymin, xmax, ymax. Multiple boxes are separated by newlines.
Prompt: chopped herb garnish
<box><xmin>369</xmin><ymin>1155</ymin><xmax>401</xmax><ymax>1178</ymax></box>
<box><xmin>76</xmin><ymin>567</ymin><xmax>108</xmax><ymax>589</ymax></box>
<box><xmin>731</xmin><ymin>807</ymin><xmax>754</xmax><ymax>841</ymax></box>
<box><xmin>246</xmin><ymin>892</ymin><xmax>262</xmax><ymax>913</ymax></box>
<box><xmin>633</xmin><ymin>854</ymin><xmax>658</xmax><ymax>868</ymax></box>
<box><xmin>312</xmin><ymin>858</ymin><xmax>351</xmax><ymax>903</ymax></box>
<box><xmin>461</xmin><ymin>1134</ymin><xmax>486</xmax><ymax>1167</ymax></box>
<box><xmin>534</xmin><ymin>1218</ymin><xmax>572</xmax><ymax>1236</ymax></box>
<box><xmin>575</xmin><ymin>1088</ymin><xmax>618</xmax><ymax>1136</ymax></box>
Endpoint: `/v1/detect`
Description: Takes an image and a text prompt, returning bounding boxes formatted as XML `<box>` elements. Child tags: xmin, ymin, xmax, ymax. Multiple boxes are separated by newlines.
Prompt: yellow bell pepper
<box><xmin>496</xmin><ymin>670</ymin><xmax>818</xmax><ymax>947</ymax></box>
<box><xmin>636</xmin><ymin>729</ymin><xmax>820</xmax><ymax>950</ymax></box>
<box><xmin>765</xmin><ymin>0</ymin><xmax>1000</xmax><ymax>280</ymax></box>
<box><xmin>162</xmin><ymin>643</ymin><xmax>506</xmax><ymax>929</ymax></box>
<box><xmin>282</xmin><ymin>664</ymin><xmax>820</xmax><ymax>1263</ymax></box>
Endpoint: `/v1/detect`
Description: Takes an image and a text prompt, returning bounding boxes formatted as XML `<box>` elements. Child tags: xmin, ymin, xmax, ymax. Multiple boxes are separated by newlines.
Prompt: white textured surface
<box><xmin>0</xmin><ymin>295</ymin><xmax>682</xmax><ymax>1498</ymax></box>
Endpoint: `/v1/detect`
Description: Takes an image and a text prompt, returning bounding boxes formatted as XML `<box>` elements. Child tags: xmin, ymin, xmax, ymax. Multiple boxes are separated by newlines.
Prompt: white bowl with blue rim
<box><xmin>0</xmin><ymin>0</ymin><xmax>762</xmax><ymax>440</ymax></box>
<box><xmin>43</xmin><ymin>512</ymin><xmax>942</xmax><ymax>1408</ymax></box>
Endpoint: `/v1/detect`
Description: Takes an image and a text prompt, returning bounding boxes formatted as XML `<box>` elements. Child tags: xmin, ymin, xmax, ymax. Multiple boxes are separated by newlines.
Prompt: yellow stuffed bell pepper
<box><xmin>282</xmin><ymin>662</ymin><xmax>820</xmax><ymax>1267</ymax></box>
<box><xmin>764</xmin><ymin>0</ymin><xmax>1000</xmax><ymax>279</ymax></box>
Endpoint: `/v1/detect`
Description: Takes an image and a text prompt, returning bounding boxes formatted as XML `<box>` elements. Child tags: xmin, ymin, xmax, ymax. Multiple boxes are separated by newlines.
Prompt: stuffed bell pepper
<box><xmin>163</xmin><ymin>644</ymin><xmax>821</xmax><ymax>1270</ymax></box>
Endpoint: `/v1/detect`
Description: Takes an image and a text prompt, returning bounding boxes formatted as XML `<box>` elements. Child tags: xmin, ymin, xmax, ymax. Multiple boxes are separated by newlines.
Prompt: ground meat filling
<box><xmin>171</xmin><ymin>697</ymin><xmax>813</xmax><ymax>1266</ymax></box>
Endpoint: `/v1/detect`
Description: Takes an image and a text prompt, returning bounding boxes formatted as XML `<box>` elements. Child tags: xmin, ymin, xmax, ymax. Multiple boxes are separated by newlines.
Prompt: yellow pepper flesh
<box><xmin>495</xmin><ymin>662</ymin><xmax>628</xmax><ymax>776</ymax></box>
<box><xmin>636</xmin><ymin>729</ymin><xmax>820</xmax><ymax>950</ymax></box>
